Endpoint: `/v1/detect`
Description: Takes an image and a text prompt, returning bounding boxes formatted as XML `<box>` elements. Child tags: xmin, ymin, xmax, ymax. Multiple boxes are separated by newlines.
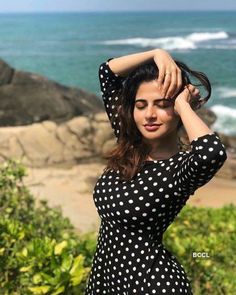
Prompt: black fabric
<box><xmin>85</xmin><ymin>60</ymin><xmax>227</xmax><ymax>294</ymax></box>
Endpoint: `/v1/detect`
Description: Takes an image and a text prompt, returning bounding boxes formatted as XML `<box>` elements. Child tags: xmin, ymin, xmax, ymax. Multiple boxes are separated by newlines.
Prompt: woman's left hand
<box><xmin>153</xmin><ymin>49</ymin><xmax>182</xmax><ymax>99</ymax></box>
<box><xmin>174</xmin><ymin>84</ymin><xmax>201</xmax><ymax>115</ymax></box>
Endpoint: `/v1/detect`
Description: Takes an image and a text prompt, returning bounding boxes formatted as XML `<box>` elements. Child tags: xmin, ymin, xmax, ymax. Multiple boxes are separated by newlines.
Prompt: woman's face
<box><xmin>133</xmin><ymin>80</ymin><xmax>180</xmax><ymax>142</ymax></box>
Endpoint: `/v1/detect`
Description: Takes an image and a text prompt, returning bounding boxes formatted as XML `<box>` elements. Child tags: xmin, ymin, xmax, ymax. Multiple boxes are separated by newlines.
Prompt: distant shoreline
<box><xmin>0</xmin><ymin>10</ymin><xmax>236</xmax><ymax>15</ymax></box>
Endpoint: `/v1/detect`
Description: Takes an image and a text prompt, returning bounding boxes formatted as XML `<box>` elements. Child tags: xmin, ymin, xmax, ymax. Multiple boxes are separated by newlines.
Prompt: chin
<box><xmin>142</xmin><ymin>131</ymin><xmax>164</xmax><ymax>141</ymax></box>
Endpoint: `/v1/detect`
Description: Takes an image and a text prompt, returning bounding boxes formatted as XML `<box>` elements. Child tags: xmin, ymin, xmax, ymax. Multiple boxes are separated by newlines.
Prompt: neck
<box><xmin>143</xmin><ymin>132</ymin><xmax>180</xmax><ymax>160</ymax></box>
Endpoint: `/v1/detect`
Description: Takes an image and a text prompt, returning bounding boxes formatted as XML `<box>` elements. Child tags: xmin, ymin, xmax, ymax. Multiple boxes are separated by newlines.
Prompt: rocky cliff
<box><xmin>0</xmin><ymin>58</ymin><xmax>103</xmax><ymax>126</ymax></box>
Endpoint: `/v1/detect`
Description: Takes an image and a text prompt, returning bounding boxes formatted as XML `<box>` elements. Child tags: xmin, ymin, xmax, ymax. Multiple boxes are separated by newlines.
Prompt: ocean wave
<box><xmin>101</xmin><ymin>31</ymin><xmax>230</xmax><ymax>50</ymax></box>
<box><xmin>215</xmin><ymin>87</ymin><xmax>236</xmax><ymax>99</ymax></box>
<box><xmin>204</xmin><ymin>45</ymin><xmax>236</xmax><ymax>50</ymax></box>
<box><xmin>210</xmin><ymin>105</ymin><xmax>236</xmax><ymax>135</ymax></box>
<box><xmin>187</xmin><ymin>31</ymin><xmax>228</xmax><ymax>42</ymax></box>
<box><xmin>102</xmin><ymin>37</ymin><xmax>196</xmax><ymax>50</ymax></box>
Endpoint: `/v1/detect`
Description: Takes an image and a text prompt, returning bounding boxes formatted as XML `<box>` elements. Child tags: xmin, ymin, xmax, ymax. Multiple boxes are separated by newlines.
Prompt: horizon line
<box><xmin>0</xmin><ymin>9</ymin><xmax>236</xmax><ymax>14</ymax></box>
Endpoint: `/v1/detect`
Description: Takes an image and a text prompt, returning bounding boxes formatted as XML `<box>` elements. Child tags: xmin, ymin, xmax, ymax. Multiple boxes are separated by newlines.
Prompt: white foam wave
<box><xmin>211</xmin><ymin>105</ymin><xmax>236</xmax><ymax>118</ymax></box>
<box><xmin>102</xmin><ymin>37</ymin><xmax>196</xmax><ymax>50</ymax></box>
<box><xmin>187</xmin><ymin>31</ymin><xmax>228</xmax><ymax>42</ymax></box>
<box><xmin>216</xmin><ymin>87</ymin><xmax>236</xmax><ymax>99</ymax></box>
<box><xmin>210</xmin><ymin>105</ymin><xmax>236</xmax><ymax>135</ymax></box>
<box><xmin>101</xmin><ymin>31</ymin><xmax>229</xmax><ymax>50</ymax></box>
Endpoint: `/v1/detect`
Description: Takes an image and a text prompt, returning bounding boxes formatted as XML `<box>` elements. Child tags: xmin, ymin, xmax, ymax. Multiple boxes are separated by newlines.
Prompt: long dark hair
<box><xmin>103</xmin><ymin>59</ymin><xmax>211</xmax><ymax>181</ymax></box>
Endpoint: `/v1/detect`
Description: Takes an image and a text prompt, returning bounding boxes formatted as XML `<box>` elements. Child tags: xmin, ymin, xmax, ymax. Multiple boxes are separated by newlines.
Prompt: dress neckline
<box><xmin>144</xmin><ymin>150</ymin><xmax>183</xmax><ymax>163</ymax></box>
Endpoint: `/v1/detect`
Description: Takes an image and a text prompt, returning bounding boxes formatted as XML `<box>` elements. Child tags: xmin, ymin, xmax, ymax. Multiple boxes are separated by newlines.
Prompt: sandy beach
<box><xmin>24</xmin><ymin>162</ymin><xmax>236</xmax><ymax>234</ymax></box>
<box><xmin>187</xmin><ymin>176</ymin><xmax>236</xmax><ymax>207</ymax></box>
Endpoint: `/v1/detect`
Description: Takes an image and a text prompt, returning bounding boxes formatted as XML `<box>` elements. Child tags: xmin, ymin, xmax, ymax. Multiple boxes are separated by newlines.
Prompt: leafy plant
<box><xmin>164</xmin><ymin>204</ymin><xmax>236</xmax><ymax>294</ymax></box>
<box><xmin>1</xmin><ymin>159</ymin><xmax>235</xmax><ymax>294</ymax></box>
<box><xmin>0</xmin><ymin>160</ymin><xmax>97</xmax><ymax>294</ymax></box>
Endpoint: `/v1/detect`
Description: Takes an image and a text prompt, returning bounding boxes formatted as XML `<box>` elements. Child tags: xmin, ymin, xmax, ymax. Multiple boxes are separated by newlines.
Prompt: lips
<box><xmin>144</xmin><ymin>124</ymin><xmax>162</xmax><ymax>126</ymax></box>
<box><xmin>144</xmin><ymin>124</ymin><xmax>162</xmax><ymax>131</ymax></box>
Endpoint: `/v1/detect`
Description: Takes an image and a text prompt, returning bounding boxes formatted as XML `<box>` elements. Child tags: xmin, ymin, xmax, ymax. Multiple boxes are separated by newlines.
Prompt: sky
<box><xmin>0</xmin><ymin>0</ymin><xmax>236</xmax><ymax>13</ymax></box>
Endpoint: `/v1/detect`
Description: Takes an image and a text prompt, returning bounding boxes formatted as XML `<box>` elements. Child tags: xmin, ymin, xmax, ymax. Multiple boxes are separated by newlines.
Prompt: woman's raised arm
<box><xmin>108</xmin><ymin>49</ymin><xmax>182</xmax><ymax>98</ymax></box>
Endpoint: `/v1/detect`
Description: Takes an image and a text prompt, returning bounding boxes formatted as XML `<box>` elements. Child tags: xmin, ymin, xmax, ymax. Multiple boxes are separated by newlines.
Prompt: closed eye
<box><xmin>135</xmin><ymin>99</ymin><xmax>173</xmax><ymax>109</ymax></box>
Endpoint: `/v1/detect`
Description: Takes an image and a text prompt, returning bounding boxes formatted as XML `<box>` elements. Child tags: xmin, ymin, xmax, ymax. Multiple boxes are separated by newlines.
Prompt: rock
<box><xmin>42</xmin><ymin>121</ymin><xmax>57</xmax><ymax>133</ymax></box>
<box><xmin>0</xmin><ymin>58</ymin><xmax>103</xmax><ymax>126</ymax></box>
<box><xmin>102</xmin><ymin>138</ymin><xmax>117</xmax><ymax>156</ymax></box>
<box><xmin>0</xmin><ymin>59</ymin><xmax>14</xmax><ymax>86</ymax></box>
<box><xmin>92</xmin><ymin>121</ymin><xmax>114</xmax><ymax>154</ymax></box>
<box><xmin>0</xmin><ymin>113</ymin><xmax>114</xmax><ymax>167</ymax></box>
<box><xmin>0</xmin><ymin>134</ymin><xmax>24</xmax><ymax>160</ymax></box>
<box><xmin>18</xmin><ymin>124</ymin><xmax>65</xmax><ymax>166</ymax></box>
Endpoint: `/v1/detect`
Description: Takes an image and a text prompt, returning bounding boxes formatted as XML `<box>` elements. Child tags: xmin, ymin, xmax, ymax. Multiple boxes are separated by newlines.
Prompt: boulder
<box><xmin>0</xmin><ymin>113</ymin><xmax>114</xmax><ymax>167</ymax></box>
<box><xmin>0</xmin><ymin>58</ymin><xmax>103</xmax><ymax>126</ymax></box>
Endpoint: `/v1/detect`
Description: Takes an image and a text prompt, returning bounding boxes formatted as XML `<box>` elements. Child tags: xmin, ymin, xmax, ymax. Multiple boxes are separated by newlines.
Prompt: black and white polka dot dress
<box><xmin>85</xmin><ymin>59</ymin><xmax>227</xmax><ymax>294</ymax></box>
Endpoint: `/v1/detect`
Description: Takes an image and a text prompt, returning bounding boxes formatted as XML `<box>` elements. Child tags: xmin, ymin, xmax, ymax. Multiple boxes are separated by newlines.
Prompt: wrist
<box><xmin>154</xmin><ymin>48</ymin><xmax>165</xmax><ymax>54</ymax></box>
<box><xmin>153</xmin><ymin>48</ymin><xmax>166</xmax><ymax>59</ymax></box>
<box><xmin>148</xmin><ymin>48</ymin><xmax>162</xmax><ymax>61</ymax></box>
<box><xmin>174</xmin><ymin>99</ymin><xmax>191</xmax><ymax>116</ymax></box>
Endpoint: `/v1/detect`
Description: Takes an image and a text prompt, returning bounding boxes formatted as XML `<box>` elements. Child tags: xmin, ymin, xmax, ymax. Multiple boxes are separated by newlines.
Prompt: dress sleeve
<box><xmin>178</xmin><ymin>132</ymin><xmax>227</xmax><ymax>196</ymax></box>
<box><xmin>98</xmin><ymin>58</ymin><xmax>125</xmax><ymax>140</ymax></box>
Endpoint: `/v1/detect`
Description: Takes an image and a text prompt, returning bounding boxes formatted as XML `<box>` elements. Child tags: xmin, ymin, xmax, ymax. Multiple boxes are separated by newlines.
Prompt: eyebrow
<box><xmin>135</xmin><ymin>98</ymin><xmax>172</xmax><ymax>102</ymax></box>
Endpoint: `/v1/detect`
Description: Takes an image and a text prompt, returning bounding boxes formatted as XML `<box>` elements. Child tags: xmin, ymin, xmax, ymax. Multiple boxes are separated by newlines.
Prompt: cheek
<box><xmin>133</xmin><ymin>109</ymin><xmax>141</xmax><ymax>124</ymax></box>
<box><xmin>159</xmin><ymin>109</ymin><xmax>180</xmax><ymax>127</ymax></box>
<box><xmin>158</xmin><ymin>108</ymin><xmax>176</xmax><ymax>121</ymax></box>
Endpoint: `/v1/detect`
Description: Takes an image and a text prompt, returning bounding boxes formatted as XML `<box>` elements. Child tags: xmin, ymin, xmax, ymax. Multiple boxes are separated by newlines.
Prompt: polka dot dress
<box><xmin>85</xmin><ymin>59</ymin><xmax>227</xmax><ymax>294</ymax></box>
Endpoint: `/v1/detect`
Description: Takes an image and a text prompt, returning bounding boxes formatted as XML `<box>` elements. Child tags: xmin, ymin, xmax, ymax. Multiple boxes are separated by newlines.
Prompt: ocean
<box><xmin>0</xmin><ymin>11</ymin><xmax>235</xmax><ymax>135</ymax></box>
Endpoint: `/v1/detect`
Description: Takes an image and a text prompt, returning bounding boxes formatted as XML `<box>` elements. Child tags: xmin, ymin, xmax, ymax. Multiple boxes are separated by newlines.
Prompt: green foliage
<box><xmin>0</xmin><ymin>160</ymin><xmax>97</xmax><ymax>294</ymax></box>
<box><xmin>163</xmin><ymin>204</ymin><xmax>236</xmax><ymax>295</ymax></box>
<box><xmin>1</xmin><ymin>159</ymin><xmax>235</xmax><ymax>294</ymax></box>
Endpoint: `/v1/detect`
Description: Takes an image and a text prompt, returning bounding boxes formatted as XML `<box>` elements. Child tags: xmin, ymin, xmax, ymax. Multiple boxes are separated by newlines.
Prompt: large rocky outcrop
<box><xmin>0</xmin><ymin>59</ymin><xmax>103</xmax><ymax>126</ymax></box>
<box><xmin>0</xmin><ymin>112</ymin><xmax>115</xmax><ymax>167</ymax></box>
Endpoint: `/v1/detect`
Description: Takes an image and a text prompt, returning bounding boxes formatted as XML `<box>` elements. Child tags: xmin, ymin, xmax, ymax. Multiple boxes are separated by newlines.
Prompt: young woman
<box><xmin>85</xmin><ymin>49</ymin><xmax>227</xmax><ymax>294</ymax></box>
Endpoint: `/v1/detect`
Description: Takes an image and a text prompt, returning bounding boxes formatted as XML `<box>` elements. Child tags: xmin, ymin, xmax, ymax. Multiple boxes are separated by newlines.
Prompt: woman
<box><xmin>85</xmin><ymin>49</ymin><xmax>227</xmax><ymax>294</ymax></box>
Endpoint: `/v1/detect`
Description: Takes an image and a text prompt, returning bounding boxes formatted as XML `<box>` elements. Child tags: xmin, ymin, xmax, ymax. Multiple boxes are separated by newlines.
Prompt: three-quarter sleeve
<box><xmin>178</xmin><ymin>132</ymin><xmax>227</xmax><ymax>196</ymax></box>
<box><xmin>98</xmin><ymin>58</ymin><xmax>125</xmax><ymax>140</ymax></box>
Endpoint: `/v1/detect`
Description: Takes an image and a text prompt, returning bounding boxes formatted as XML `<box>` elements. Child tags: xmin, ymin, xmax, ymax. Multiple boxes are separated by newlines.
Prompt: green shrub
<box><xmin>0</xmin><ymin>160</ymin><xmax>97</xmax><ymax>294</ymax></box>
<box><xmin>163</xmin><ymin>204</ymin><xmax>236</xmax><ymax>294</ymax></box>
<box><xmin>1</xmin><ymin>159</ymin><xmax>235</xmax><ymax>294</ymax></box>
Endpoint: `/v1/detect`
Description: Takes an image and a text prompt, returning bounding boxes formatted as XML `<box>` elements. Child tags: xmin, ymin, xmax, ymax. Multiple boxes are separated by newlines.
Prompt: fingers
<box><xmin>153</xmin><ymin>51</ymin><xmax>182</xmax><ymax>98</ymax></box>
<box><xmin>165</xmin><ymin>68</ymin><xmax>182</xmax><ymax>98</ymax></box>
<box><xmin>186</xmin><ymin>84</ymin><xmax>200</xmax><ymax>97</ymax></box>
<box><xmin>157</xmin><ymin>66</ymin><xmax>166</xmax><ymax>87</ymax></box>
<box><xmin>158</xmin><ymin>68</ymin><xmax>182</xmax><ymax>99</ymax></box>
<box><xmin>176</xmin><ymin>69</ymin><xmax>182</xmax><ymax>94</ymax></box>
<box><xmin>162</xmin><ymin>72</ymin><xmax>172</xmax><ymax>98</ymax></box>
<box><xmin>181</xmin><ymin>85</ymin><xmax>201</xmax><ymax>109</ymax></box>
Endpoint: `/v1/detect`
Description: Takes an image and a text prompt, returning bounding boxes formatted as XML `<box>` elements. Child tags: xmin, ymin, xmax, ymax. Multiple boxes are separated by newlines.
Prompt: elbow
<box><xmin>202</xmin><ymin>146</ymin><xmax>228</xmax><ymax>169</ymax></box>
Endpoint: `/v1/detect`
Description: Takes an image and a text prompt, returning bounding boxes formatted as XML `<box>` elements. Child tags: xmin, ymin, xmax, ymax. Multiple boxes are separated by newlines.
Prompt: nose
<box><xmin>145</xmin><ymin>106</ymin><xmax>157</xmax><ymax>119</ymax></box>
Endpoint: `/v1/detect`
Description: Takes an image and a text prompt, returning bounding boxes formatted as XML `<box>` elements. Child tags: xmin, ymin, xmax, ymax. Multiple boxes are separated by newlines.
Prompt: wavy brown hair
<box><xmin>103</xmin><ymin>59</ymin><xmax>211</xmax><ymax>181</ymax></box>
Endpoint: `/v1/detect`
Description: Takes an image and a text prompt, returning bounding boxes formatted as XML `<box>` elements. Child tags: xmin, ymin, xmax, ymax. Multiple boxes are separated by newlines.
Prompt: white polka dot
<box><xmin>87</xmin><ymin>107</ymin><xmax>226</xmax><ymax>294</ymax></box>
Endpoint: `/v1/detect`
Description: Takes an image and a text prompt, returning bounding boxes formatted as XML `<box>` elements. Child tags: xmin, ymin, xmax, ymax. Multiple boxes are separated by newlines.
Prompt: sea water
<box><xmin>0</xmin><ymin>11</ymin><xmax>235</xmax><ymax>135</ymax></box>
